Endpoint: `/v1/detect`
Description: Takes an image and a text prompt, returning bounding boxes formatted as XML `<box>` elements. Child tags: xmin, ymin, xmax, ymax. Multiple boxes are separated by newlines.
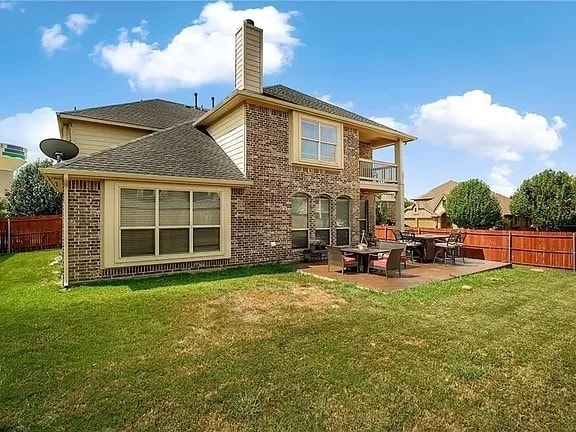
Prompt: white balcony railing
<box><xmin>359</xmin><ymin>158</ymin><xmax>398</xmax><ymax>184</ymax></box>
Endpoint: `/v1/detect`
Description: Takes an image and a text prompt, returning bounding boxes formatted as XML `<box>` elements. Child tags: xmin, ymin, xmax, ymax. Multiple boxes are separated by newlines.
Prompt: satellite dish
<box><xmin>40</xmin><ymin>138</ymin><xmax>79</xmax><ymax>163</ymax></box>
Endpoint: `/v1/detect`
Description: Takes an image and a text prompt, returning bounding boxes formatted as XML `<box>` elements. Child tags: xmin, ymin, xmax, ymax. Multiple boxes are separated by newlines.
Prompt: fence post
<box><xmin>508</xmin><ymin>231</ymin><xmax>512</xmax><ymax>263</ymax></box>
<box><xmin>573</xmin><ymin>233</ymin><xmax>575</xmax><ymax>271</ymax></box>
<box><xmin>7</xmin><ymin>218</ymin><xmax>10</xmax><ymax>254</ymax></box>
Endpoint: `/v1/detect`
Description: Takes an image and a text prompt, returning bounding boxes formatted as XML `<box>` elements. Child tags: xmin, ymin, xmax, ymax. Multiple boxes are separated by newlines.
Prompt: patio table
<box><xmin>413</xmin><ymin>234</ymin><xmax>449</xmax><ymax>262</ymax></box>
<box><xmin>339</xmin><ymin>247</ymin><xmax>390</xmax><ymax>273</ymax></box>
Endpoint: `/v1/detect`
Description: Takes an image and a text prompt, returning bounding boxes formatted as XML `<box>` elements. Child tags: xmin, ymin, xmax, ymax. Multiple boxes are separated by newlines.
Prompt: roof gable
<box><xmin>60</xmin><ymin>99</ymin><xmax>206</xmax><ymax>130</ymax></box>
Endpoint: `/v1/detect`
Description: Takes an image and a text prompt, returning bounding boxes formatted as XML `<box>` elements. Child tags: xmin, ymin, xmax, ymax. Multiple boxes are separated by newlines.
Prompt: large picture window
<box><xmin>315</xmin><ymin>196</ymin><xmax>331</xmax><ymax>245</ymax></box>
<box><xmin>336</xmin><ymin>197</ymin><xmax>350</xmax><ymax>246</ymax></box>
<box><xmin>291</xmin><ymin>195</ymin><xmax>309</xmax><ymax>249</ymax></box>
<box><xmin>119</xmin><ymin>188</ymin><xmax>221</xmax><ymax>258</ymax></box>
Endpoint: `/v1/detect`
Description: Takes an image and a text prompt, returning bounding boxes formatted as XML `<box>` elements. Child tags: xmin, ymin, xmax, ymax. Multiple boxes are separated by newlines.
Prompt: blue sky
<box><xmin>0</xmin><ymin>1</ymin><xmax>574</xmax><ymax>198</ymax></box>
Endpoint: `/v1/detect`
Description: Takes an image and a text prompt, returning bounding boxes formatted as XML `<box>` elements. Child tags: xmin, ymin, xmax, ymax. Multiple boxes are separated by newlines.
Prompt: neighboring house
<box><xmin>42</xmin><ymin>20</ymin><xmax>416</xmax><ymax>286</ymax></box>
<box><xmin>404</xmin><ymin>180</ymin><xmax>530</xmax><ymax>229</ymax></box>
<box><xmin>0</xmin><ymin>143</ymin><xmax>27</xmax><ymax>198</ymax></box>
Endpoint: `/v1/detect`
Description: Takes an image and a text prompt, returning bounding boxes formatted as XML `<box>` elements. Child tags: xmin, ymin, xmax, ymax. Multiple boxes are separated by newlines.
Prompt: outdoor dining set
<box><xmin>326</xmin><ymin>230</ymin><xmax>467</xmax><ymax>278</ymax></box>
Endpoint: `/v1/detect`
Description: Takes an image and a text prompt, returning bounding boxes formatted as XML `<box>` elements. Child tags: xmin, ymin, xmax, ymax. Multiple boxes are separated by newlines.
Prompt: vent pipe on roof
<box><xmin>211</xmin><ymin>96</ymin><xmax>215</xmax><ymax>108</ymax></box>
<box><xmin>194</xmin><ymin>92</ymin><xmax>198</xmax><ymax>109</ymax></box>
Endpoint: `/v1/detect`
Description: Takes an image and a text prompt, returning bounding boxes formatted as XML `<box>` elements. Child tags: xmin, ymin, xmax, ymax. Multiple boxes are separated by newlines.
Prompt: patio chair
<box><xmin>368</xmin><ymin>248</ymin><xmax>403</xmax><ymax>277</ymax></box>
<box><xmin>399</xmin><ymin>231</ymin><xmax>422</xmax><ymax>262</ymax></box>
<box><xmin>376</xmin><ymin>240</ymin><xmax>409</xmax><ymax>269</ymax></box>
<box><xmin>434</xmin><ymin>232</ymin><xmax>464</xmax><ymax>265</ymax></box>
<box><xmin>327</xmin><ymin>246</ymin><xmax>358</xmax><ymax>274</ymax></box>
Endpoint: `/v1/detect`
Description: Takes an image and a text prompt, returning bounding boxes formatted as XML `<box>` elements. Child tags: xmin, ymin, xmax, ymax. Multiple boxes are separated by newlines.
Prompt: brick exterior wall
<box><xmin>67</xmin><ymin>180</ymin><xmax>102</xmax><ymax>283</ymax></box>
<box><xmin>65</xmin><ymin>102</ymin><xmax>378</xmax><ymax>284</ymax></box>
<box><xmin>229</xmin><ymin>102</ymin><xmax>365</xmax><ymax>265</ymax></box>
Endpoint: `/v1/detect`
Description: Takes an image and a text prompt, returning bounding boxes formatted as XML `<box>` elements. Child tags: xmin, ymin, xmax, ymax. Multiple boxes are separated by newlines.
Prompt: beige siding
<box><xmin>207</xmin><ymin>106</ymin><xmax>245</xmax><ymax>174</ymax></box>
<box><xmin>234</xmin><ymin>31</ymin><xmax>244</xmax><ymax>90</ymax></box>
<box><xmin>70</xmin><ymin>121</ymin><xmax>150</xmax><ymax>156</ymax></box>
<box><xmin>234</xmin><ymin>21</ymin><xmax>262</xmax><ymax>93</ymax></box>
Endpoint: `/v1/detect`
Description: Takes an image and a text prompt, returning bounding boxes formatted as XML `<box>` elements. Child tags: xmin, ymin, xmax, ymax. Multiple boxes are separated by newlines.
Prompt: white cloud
<box><xmin>0</xmin><ymin>108</ymin><xmax>59</xmax><ymax>163</ymax></box>
<box><xmin>0</xmin><ymin>1</ymin><xmax>13</xmax><ymax>10</ymax></box>
<box><xmin>489</xmin><ymin>164</ymin><xmax>515</xmax><ymax>197</ymax></box>
<box><xmin>65</xmin><ymin>13</ymin><xmax>97</xmax><ymax>35</ymax></box>
<box><xmin>370</xmin><ymin>116</ymin><xmax>411</xmax><ymax>133</ymax></box>
<box><xmin>41</xmin><ymin>24</ymin><xmax>68</xmax><ymax>54</ymax></box>
<box><xmin>411</xmin><ymin>90</ymin><xmax>565</xmax><ymax>161</ymax></box>
<box><xmin>131</xmin><ymin>19</ymin><xmax>149</xmax><ymax>40</ymax></box>
<box><xmin>316</xmin><ymin>94</ymin><xmax>354</xmax><ymax>111</ymax></box>
<box><xmin>93</xmin><ymin>0</ymin><xmax>299</xmax><ymax>91</ymax></box>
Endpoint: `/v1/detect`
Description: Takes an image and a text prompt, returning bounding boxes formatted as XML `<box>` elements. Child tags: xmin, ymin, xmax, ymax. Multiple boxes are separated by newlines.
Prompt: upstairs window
<box><xmin>301</xmin><ymin>120</ymin><xmax>338</xmax><ymax>163</ymax></box>
<box><xmin>293</xmin><ymin>113</ymin><xmax>343</xmax><ymax>169</ymax></box>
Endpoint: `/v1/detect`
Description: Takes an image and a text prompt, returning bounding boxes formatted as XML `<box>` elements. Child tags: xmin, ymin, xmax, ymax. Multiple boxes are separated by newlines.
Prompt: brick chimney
<box><xmin>234</xmin><ymin>19</ymin><xmax>263</xmax><ymax>93</ymax></box>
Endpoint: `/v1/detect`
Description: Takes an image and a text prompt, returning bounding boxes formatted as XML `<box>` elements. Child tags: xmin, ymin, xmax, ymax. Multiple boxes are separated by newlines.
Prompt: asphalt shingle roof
<box><xmin>262</xmin><ymin>84</ymin><xmax>404</xmax><ymax>134</ymax></box>
<box><xmin>55</xmin><ymin>121</ymin><xmax>246</xmax><ymax>182</ymax></box>
<box><xmin>60</xmin><ymin>99</ymin><xmax>206</xmax><ymax>130</ymax></box>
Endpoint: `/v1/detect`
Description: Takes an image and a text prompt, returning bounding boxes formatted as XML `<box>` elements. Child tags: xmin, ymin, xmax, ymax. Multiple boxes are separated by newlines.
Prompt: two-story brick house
<box><xmin>42</xmin><ymin>19</ymin><xmax>416</xmax><ymax>286</ymax></box>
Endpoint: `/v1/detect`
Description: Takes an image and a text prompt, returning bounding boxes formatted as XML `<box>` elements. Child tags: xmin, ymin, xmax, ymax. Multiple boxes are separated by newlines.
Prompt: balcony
<box><xmin>359</xmin><ymin>158</ymin><xmax>398</xmax><ymax>191</ymax></box>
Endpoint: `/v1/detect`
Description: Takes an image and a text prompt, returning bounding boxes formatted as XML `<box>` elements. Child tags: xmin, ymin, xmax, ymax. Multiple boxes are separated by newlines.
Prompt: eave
<box><xmin>40</xmin><ymin>167</ymin><xmax>253</xmax><ymax>193</ymax></box>
<box><xmin>57</xmin><ymin>114</ymin><xmax>161</xmax><ymax>132</ymax></box>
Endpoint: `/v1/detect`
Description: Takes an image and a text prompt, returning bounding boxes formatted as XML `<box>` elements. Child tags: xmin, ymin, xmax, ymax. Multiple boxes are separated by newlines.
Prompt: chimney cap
<box><xmin>244</xmin><ymin>18</ymin><xmax>255</xmax><ymax>25</ymax></box>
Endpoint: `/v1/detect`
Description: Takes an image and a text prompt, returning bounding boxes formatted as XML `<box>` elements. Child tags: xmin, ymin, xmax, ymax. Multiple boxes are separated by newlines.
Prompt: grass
<box><xmin>1</xmin><ymin>250</ymin><xmax>576</xmax><ymax>431</ymax></box>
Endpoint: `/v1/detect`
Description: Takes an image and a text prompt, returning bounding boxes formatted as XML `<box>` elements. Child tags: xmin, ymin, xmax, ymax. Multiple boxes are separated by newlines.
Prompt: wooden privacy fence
<box><xmin>375</xmin><ymin>225</ymin><xmax>576</xmax><ymax>271</ymax></box>
<box><xmin>0</xmin><ymin>215</ymin><xmax>62</xmax><ymax>254</ymax></box>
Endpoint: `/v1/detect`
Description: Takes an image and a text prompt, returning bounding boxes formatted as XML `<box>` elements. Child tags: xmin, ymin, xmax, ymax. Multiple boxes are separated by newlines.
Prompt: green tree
<box><xmin>510</xmin><ymin>169</ymin><xmax>576</xmax><ymax>230</ymax></box>
<box><xmin>404</xmin><ymin>198</ymin><xmax>414</xmax><ymax>209</ymax></box>
<box><xmin>5</xmin><ymin>160</ymin><xmax>62</xmax><ymax>217</ymax></box>
<box><xmin>0</xmin><ymin>197</ymin><xmax>8</xmax><ymax>218</ymax></box>
<box><xmin>445</xmin><ymin>179</ymin><xmax>502</xmax><ymax>229</ymax></box>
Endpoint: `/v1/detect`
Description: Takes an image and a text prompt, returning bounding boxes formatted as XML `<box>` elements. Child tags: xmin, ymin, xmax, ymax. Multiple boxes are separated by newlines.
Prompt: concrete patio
<box><xmin>295</xmin><ymin>258</ymin><xmax>511</xmax><ymax>293</ymax></box>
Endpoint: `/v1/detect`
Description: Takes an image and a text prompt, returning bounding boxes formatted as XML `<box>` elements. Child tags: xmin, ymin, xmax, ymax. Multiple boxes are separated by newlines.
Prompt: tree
<box><xmin>510</xmin><ymin>169</ymin><xmax>576</xmax><ymax>230</ymax></box>
<box><xmin>404</xmin><ymin>198</ymin><xmax>414</xmax><ymax>209</ymax></box>
<box><xmin>445</xmin><ymin>179</ymin><xmax>502</xmax><ymax>229</ymax></box>
<box><xmin>0</xmin><ymin>197</ymin><xmax>8</xmax><ymax>218</ymax></box>
<box><xmin>5</xmin><ymin>160</ymin><xmax>62</xmax><ymax>217</ymax></box>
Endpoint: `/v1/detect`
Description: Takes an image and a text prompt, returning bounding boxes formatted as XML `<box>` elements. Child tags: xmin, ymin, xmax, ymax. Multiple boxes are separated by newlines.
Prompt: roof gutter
<box><xmin>41</xmin><ymin>167</ymin><xmax>253</xmax><ymax>193</ymax></box>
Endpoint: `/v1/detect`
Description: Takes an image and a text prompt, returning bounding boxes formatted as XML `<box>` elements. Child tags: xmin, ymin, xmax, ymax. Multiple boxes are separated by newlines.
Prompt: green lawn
<box><xmin>1</xmin><ymin>251</ymin><xmax>575</xmax><ymax>431</ymax></box>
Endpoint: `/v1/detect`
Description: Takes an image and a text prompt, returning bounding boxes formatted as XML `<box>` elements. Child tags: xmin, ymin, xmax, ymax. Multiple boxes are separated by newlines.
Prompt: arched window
<box><xmin>315</xmin><ymin>196</ymin><xmax>331</xmax><ymax>245</ymax></box>
<box><xmin>291</xmin><ymin>194</ymin><xmax>309</xmax><ymax>249</ymax></box>
<box><xmin>336</xmin><ymin>197</ymin><xmax>350</xmax><ymax>246</ymax></box>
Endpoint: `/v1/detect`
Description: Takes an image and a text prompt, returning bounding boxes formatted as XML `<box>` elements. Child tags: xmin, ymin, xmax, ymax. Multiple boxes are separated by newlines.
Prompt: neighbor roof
<box><xmin>413</xmin><ymin>180</ymin><xmax>512</xmax><ymax>216</ymax></box>
<box><xmin>262</xmin><ymin>85</ymin><xmax>406</xmax><ymax>135</ymax></box>
<box><xmin>59</xmin><ymin>99</ymin><xmax>206</xmax><ymax>130</ymax></box>
<box><xmin>53</xmin><ymin>121</ymin><xmax>246</xmax><ymax>182</ymax></box>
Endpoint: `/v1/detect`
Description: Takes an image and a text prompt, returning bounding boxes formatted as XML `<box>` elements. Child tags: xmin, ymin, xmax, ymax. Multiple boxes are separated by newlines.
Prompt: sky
<box><xmin>0</xmin><ymin>1</ymin><xmax>574</xmax><ymax>199</ymax></box>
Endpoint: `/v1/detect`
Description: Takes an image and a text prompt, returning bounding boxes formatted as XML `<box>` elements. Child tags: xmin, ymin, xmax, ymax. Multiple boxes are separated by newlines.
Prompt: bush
<box><xmin>445</xmin><ymin>179</ymin><xmax>502</xmax><ymax>229</ymax></box>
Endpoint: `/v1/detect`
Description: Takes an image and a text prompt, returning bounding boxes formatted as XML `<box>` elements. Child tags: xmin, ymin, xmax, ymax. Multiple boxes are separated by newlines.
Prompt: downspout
<box><xmin>63</xmin><ymin>174</ymin><xmax>69</xmax><ymax>289</ymax></box>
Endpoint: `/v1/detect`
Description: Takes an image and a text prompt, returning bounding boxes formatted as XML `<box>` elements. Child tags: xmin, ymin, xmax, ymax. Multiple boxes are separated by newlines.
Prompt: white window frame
<box><xmin>292</xmin><ymin>112</ymin><xmax>343</xmax><ymax>169</ymax></box>
<box><xmin>102</xmin><ymin>181</ymin><xmax>231</xmax><ymax>268</ymax></box>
